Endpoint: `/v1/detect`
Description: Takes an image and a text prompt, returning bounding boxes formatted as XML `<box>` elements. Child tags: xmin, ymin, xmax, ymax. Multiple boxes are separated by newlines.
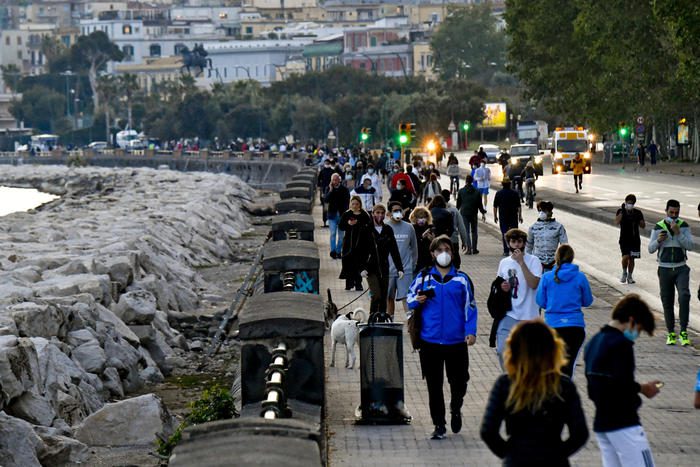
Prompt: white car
<box><xmin>480</xmin><ymin>144</ymin><xmax>501</xmax><ymax>163</ymax></box>
<box><xmin>87</xmin><ymin>141</ymin><xmax>108</xmax><ymax>152</ymax></box>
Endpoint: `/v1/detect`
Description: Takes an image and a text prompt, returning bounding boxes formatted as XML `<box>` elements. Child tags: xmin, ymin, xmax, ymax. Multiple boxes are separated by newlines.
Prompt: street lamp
<box><xmin>60</xmin><ymin>69</ymin><xmax>73</xmax><ymax>117</ymax></box>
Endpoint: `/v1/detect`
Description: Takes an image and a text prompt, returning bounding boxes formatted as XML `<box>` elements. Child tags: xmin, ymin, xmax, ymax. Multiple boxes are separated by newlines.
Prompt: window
<box><xmin>174</xmin><ymin>43</ymin><xmax>186</xmax><ymax>55</ymax></box>
<box><xmin>17</xmin><ymin>36</ymin><xmax>21</xmax><ymax>45</ymax></box>
<box><xmin>122</xmin><ymin>45</ymin><xmax>134</xmax><ymax>61</ymax></box>
<box><xmin>17</xmin><ymin>51</ymin><xmax>22</xmax><ymax>59</ymax></box>
<box><xmin>149</xmin><ymin>44</ymin><xmax>161</xmax><ymax>57</ymax></box>
<box><xmin>4</xmin><ymin>36</ymin><xmax>9</xmax><ymax>46</ymax></box>
<box><xmin>370</xmin><ymin>36</ymin><xmax>377</xmax><ymax>47</ymax></box>
<box><xmin>122</xmin><ymin>25</ymin><xmax>132</xmax><ymax>35</ymax></box>
<box><xmin>245</xmin><ymin>26</ymin><xmax>253</xmax><ymax>34</ymax></box>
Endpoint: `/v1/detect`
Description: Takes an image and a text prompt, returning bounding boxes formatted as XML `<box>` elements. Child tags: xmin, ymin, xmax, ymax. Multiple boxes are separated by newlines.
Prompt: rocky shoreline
<box><xmin>0</xmin><ymin>165</ymin><xmax>257</xmax><ymax>466</ymax></box>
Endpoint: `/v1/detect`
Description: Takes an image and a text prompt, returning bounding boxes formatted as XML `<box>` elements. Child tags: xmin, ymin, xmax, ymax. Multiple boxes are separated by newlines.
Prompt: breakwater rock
<box><xmin>0</xmin><ymin>165</ymin><xmax>255</xmax><ymax>465</ymax></box>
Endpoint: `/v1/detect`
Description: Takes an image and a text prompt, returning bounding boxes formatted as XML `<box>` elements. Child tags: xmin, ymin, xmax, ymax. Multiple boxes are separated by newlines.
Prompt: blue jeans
<box><xmin>496</xmin><ymin>315</ymin><xmax>520</xmax><ymax>370</ymax></box>
<box><xmin>328</xmin><ymin>214</ymin><xmax>344</xmax><ymax>255</ymax></box>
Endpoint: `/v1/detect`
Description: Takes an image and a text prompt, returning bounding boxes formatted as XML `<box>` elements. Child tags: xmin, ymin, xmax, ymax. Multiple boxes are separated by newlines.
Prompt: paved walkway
<box><xmin>317</xmin><ymin>196</ymin><xmax>699</xmax><ymax>466</ymax></box>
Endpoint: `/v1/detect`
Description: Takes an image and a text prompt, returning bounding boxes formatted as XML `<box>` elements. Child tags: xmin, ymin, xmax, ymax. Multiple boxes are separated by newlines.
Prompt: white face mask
<box><xmin>391</xmin><ymin>211</ymin><xmax>403</xmax><ymax>221</ymax></box>
<box><xmin>625</xmin><ymin>203</ymin><xmax>635</xmax><ymax>211</ymax></box>
<box><xmin>368</xmin><ymin>169</ymin><xmax>374</xmax><ymax>174</ymax></box>
<box><xmin>436</xmin><ymin>251</ymin><xmax>451</xmax><ymax>267</ymax></box>
<box><xmin>538</xmin><ymin>211</ymin><xmax>548</xmax><ymax>221</ymax></box>
<box><xmin>345</xmin><ymin>174</ymin><xmax>352</xmax><ymax>180</ymax></box>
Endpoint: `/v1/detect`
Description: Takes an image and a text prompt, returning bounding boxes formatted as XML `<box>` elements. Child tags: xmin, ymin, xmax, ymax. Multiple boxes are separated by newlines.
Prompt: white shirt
<box><xmin>497</xmin><ymin>254</ymin><xmax>543</xmax><ymax>320</ymax></box>
<box><xmin>475</xmin><ymin>166</ymin><xmax>491</xmax><ymax>189</ymax></box>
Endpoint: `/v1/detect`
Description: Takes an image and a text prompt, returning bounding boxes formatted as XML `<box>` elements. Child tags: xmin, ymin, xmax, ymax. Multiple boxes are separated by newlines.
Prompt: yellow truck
<box><xmin>551</xmin><ymin>127</ymin><xmax>592</xmax><ymax>174</ymax></box>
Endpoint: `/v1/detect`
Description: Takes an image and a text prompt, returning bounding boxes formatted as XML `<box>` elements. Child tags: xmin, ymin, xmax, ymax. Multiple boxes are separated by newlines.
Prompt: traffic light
<box><xmin>360</xmin><ymin>127</ymin><xmax>370</xmax><ymax>142</ymax></box>
<box><xmin>398</xmin><ymin>122</ymin><xmax>409</xmax><ymax>145</ymax></box>
<box><xmin>618</xmin><ymin>125</ymin><xmax>628</xmax><ymax>138</ymax></box>
<box><xmin>462</xmin><ymin>121</ymin><xmax>470</xmax><ymax>131</ymax></box>
<box><xmin>408</xmin><ymin>122</ymin><xmax>416</xmax><ymax>140</ymax></box>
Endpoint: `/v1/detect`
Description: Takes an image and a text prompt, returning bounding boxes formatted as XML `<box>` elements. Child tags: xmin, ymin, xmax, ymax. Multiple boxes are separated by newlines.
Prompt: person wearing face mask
<box><xmin>359</xmin><ymin>204</ymin><xmax>404</xmax><ymax>320</ymax></box>
<box><xmin>496</xmin><ymin>229</ymin><xmax>543</xmax><ymax>368</ymax></box>
<box><xmin>584</xmin><ymin>294</ymin><xmax>661</xmax><ymax>467</ymax></box>
<box><xmin>339</xmin><ymin>196</ymin><xmax>372</xmax><ymax>291</ymax></box>
<box><xmin>406</xmin><ymin>236</ymin><xmax>478</xmax><ymax>440</ymax></box>
<box><xmin>324</xmin><ymin>173</ymin><xmax>350</xmax><ymax>259</ymax></box>
<box><xmin>421</xmin><ymin>173</ymin><xmax>442</xmax><ymax>204</ymax></box>
<box><xmin>352</xmin><ymin>175</ymin><xmax>377</xmax><ymax>212</ymax></box>
<box><xmin>386</xmin><ymin>201</ymin><xmax>418</xmax><ymax>319</ymax></box>
<box><xmin>536</xmin><ymin>244</ymin><xmax>594</xmax><ymax>378</ymax></box>
<box><xmin>409</xmin><ymin>207</ymin><xmax>435</xmax><ymax>272</ymax></box>
<box><xmin>615</xmin><ymin>194</ymin><xmax>645</xmax><ymax>284</ymax></box>
<box><xmin>526</xmin><ymin>201</ymin><xmax>568</xmax><ymax>272</ymax></box>
<box><xmin>364</xmin><ymin>163</ymin><xmax>383</xmax><ymax>201</ymax></box>
<box><xmin>318</xmin><ymin>158</ymin><xmax>342</xmax><ymax>228</ymax></box>
<box><xmin>389</xmin><ymin>179</ymin><xmax>414</xmax><ymax>212</ymax></box>
<box><xmin>648</xmin><ymin>199</ymin><xmax>694</xmax><ymax>346</ymax></box>
<box><xmin>457</xmin><ymin>174</ymin><xmax>487</xmax><ymax>256</ymax></box>
<box><xmin>342</xmin><ymin>163</ymin><xmax>356</xmax><ymax>190</ymax></box>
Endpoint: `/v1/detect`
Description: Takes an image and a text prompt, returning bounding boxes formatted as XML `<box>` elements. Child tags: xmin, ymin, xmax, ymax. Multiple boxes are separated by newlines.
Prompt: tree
<box><xmin>9</xmin><ymin>85</ymin><xmax>66</xmax><ymax>132</ymax></box>
<box><xmin>68</xmin><ymin>31</ymin><xmax>123</xmax><ymax>112</ymax></box>
<box><xmin>430</xmin><ymin>5</ymin><xmax>507</xmax><ymax>83</ymax></box>
<box><xmin>117</xmin><ymin>74</ymin><xmax>139</xmax><ymax>129</ymax></box>
<box><xmin>96</xmin><ymin>75</ymin><xmax>118</xmax><ymax>144</ymax></box>
<box><xmin>1</xmin><ymin>64</ymin><xmax>21</xmax><ymax>92</ymax></box>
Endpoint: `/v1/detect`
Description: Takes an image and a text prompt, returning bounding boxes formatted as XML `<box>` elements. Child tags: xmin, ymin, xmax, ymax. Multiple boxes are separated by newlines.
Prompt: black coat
<box><xmin>359</xmin><ymin>223</ymin><xmax>403</xmax><ymax>278</ymax></box>
<box><xmin>324</xmin><ymin>185</ymin><xmax>350</xmax><ymax>217</ymax></box>
<box><xmin>338</xmin><ymin>209</ymin><xmax>372</xmax><ymax>279</ymax></box>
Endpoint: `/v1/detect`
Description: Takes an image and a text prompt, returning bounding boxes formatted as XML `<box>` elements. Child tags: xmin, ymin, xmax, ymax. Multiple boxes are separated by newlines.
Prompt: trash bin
<box><xmin>356</xmin><ymin>322</ymin><xmax>411</xmax><ymax>424</ymax></box>
<box><xmin>271</xmin><ymin>213</ymin><xmax>315</xmax><ymax>241</ymax></box>
<box><xmin>262</xmin><ymin>240</ymin><xmax>319</xmax><ymax>293</ymax></box>
<box><xmin>275</xmin><ymin>197</ymin><xmax>313</xmax><ymax>214</ymax></box>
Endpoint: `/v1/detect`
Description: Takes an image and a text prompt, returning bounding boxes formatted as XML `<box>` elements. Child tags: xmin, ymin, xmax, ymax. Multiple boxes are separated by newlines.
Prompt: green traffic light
<box><xmin>399</xmin><ymin>134</ymin><xmax>408</xmax><ymax>144</ymax></box>
<box><xmin>361</xmin><ymin>133</ymin><xmax>368</xmax><ymax>141</ymax></box>
<box><xmin>463</xmin><ymin>122</ymin><xmax>470</xmax><ymax>131</ymax></box>
<box><xmin>619</xmin><ymin>127</ymin><xmax>628</xmax><ymax>137</ymax></box>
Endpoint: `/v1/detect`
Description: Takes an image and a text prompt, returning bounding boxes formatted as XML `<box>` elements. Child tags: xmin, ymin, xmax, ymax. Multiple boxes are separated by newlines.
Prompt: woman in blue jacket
<box><xmin>536</xmin><ymin>244</ymin><xmax>593</xmax><ymax>378</ymax></box>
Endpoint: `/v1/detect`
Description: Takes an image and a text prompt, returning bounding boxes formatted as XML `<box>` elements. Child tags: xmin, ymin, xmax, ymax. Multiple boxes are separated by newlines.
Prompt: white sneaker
<box><xmin>627</xmin><ymin>274</ymin><xmax>636</xmax><ymax>284</ymax></box>
<box><xmin>620</xmin><ymin>272</ymin><xmax>628</xmax><ymax>283</ymax></box>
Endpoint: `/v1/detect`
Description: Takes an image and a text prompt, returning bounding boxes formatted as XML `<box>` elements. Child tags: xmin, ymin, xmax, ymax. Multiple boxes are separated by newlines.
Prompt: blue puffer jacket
<box><xmin>536</xmin><ymin>263</ymin><xmax>593</xmax><ymax>328</ymax></box>
<box><xmin>407</xmin><ymin>265</ymin><xmax>478</xmax><ymax>344</ymax></box>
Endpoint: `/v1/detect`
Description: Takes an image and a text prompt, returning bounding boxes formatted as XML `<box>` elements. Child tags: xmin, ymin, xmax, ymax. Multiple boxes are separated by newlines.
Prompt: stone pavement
<box><xmin>316</xmin><ymin>197</ymin><xmax>699</xmax><ymax>467</ymax></box>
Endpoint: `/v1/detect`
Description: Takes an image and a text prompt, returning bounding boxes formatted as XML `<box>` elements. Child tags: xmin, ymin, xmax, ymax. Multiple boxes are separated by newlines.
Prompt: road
<box><xmin>438</xmin><ymin>154</ymin><xmax>700</xmax><ymax>332</ymax></box>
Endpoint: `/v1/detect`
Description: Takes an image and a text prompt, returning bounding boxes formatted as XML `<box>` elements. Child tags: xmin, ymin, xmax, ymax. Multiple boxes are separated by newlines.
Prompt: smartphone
<box><xmin>418</xmin><ymin>289</ymin><xmax>435</xmax><ymax>298</ymax></box>
<box><xmin>655</xmin><ymin>382</ymin><xmax>664</xmax><ymax>389</ymax></box>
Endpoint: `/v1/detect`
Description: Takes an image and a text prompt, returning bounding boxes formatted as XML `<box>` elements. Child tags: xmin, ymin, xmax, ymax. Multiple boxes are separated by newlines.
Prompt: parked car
<box><xmin>480</xmin><ymin>144</ymin><xmax>501</xmax><ymax>163</ymax></box>
<box><xmin>509</xmin><ymin>143</ymin><xmax>544</xmax><ymax>176</ymax></box>
<box><xmin>87</xmin><ymin>141</ymin><xmax>108</xmax><ymax>152</ymax></box>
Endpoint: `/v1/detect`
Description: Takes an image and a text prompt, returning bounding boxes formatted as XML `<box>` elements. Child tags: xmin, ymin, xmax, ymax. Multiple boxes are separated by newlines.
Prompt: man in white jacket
<box><xmin>474</xmin><ymin>161</ymin><xmax>491</xmax><ymax>207</ymax></box>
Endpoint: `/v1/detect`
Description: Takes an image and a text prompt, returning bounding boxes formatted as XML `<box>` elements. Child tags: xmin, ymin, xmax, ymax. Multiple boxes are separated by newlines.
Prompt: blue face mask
<box><xmin>623</xmin><ymin>327</ymin><xmax>639</xmax><ymax>342</ymax></box>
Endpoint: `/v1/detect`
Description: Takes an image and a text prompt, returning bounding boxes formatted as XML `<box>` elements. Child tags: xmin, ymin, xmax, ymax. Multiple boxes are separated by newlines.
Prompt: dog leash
<box><xmin>335</xmin><ymin>288</ymin><xmax>369</xmax><ymax>313</ymax></box>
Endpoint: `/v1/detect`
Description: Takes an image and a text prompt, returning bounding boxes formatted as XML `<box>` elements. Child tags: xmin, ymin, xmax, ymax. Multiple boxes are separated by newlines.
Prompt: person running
<box><xmin>386</xmin><ymin>201</ymin><xmax>418</xmax><ymax>319</ymax></box>
<box><xmin>496</xmin><ymin>228</ymin><xmax>543</xmax><ymax>368</ymax></box>
<box><xmin>584</xmin><ymin>294</ymin><xmax>661</xmax><ymax>467</ymax></box>
<box><xmin>527</xmin><ymin>201</ymin><xmax>568</xmax><ymax>272</ymax></box>
<box><xmin>474</xmin><ymin>160</ymin><xmax>491</xmax><ymax>207</ymax></box>
<box><xmin>407</xmin><ymin>235</ymin><xmax>477</xmax><ymax>440</ymax></box>
<box><xmin>481</xmin><ymin>320</ymin><xmax>589</xmax><ymax>466</ymax></box>
<box><xmin>324</xmin><ymin>173</ymin><xmax>350</xmax><ymax>259</ymax></box>
<box><xmin>339</xmin><ymin>195</ymin><xmax>372</xmax><ymax>291</ymax></box>
<box><xmin>648</xmin><ymin>199</ymin><xmax>694</xmax><ymax>346</ymax></box>
<box><xmin>615</xmin><ymin>194</ymin><xmax>645</xmax><ymax>284</ymax></box>
<box><xmin>494</xmin><ymin>178</ymin><xmax>523</xmax><ymax>256</ymax></box>
<box><xmin>457</xmin><ymin>174</ymin><xmax>487</xmax><ymax>255</ymax></box>
<box><xmin>571</xmin><ymin>153</ymin><xmax>585</xmax><ymax>193</ymax></box>
<box><xmin>536</xmin><ymin>245</ymin><xmax>594</xmax><ymax>378</ymax></box>
<box><xmin>409</xmin><ymin>206</ymin><xmax>435</xmax><ymax>273</ymax></box>
<box><xmin>359</xmin><ymin>203</ymin><xmax>404</xmax><ymax>320</ymax></box>
<box><xmin>352</xmin><ymin>175</ymin><xmax>378</xmax><ymax>212</ymax></box>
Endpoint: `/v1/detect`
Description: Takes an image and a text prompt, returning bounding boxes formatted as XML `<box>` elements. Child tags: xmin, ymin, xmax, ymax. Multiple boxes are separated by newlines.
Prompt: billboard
<box><xmin>482</xmin><ymin>103</ymin><xmax>507</xmax><ymax>128</ymax></box>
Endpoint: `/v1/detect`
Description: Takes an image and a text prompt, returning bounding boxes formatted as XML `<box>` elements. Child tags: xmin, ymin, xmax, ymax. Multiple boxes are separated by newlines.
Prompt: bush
<box><xmin>156</xmin><ymin>385</ymin><xmax>238</xmax><ymax>457</ymax></box>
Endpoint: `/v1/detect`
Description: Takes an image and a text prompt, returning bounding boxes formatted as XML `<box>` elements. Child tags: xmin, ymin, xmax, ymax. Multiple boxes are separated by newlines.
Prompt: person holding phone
<box><xmin>406</xmin><ymin>236</ymin><xmax>478</xmax><ymax>440</ymax></box>
<box><xmin>584</xmin><ymin>294</ymin><xmax>661</xmax><ymax>467</ymax></box>
<box><xmin>648</xmin><ymin>199</ymin><xmax>694</xmax><ymax>346</ymax></box>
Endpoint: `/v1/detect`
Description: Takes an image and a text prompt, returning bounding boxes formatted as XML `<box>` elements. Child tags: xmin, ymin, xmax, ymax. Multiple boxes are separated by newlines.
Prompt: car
<box><xmin>509</xmin><ymin>144</ymin><xmax>544</xmax><ymax>176</ymax></box>
<box><xmin>126</xmin><ymin>139</ymin><xmax>146</xmax><ymax>150</ymax></box>
<box><xmin>87</xmin><ymin>141</ymin><xmax>108</xmax><ymax>152</ymax></box>
<box><xmin>480</xmin><ymin>144</ymin><xmax>501</xmax><ymax>163</ymax></box>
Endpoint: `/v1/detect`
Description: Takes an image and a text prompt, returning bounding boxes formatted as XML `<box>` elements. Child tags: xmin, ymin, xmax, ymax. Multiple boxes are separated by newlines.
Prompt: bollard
<box><xmin>262</xmin><ymin>240</ymin><xmax>319</xmax><ymax>293</ymax></box>
<box><xmin>169</xmin><ymin>418</ymin><xmax>323</xmax><ymax>467</ymax></box>
<box><xmin>275</xmin><ymin>197</ymin><xmax>313</xmax><ymax>214</ymax></box>
<box><xmin>356</xmin><ymin>321</ymin><xmax>411</xmax><ymax>424</ymax></box>
<box><xmin>271</xmin><ymin>213</ymin><xmax>315</xmax><ymax>242</ymax></box>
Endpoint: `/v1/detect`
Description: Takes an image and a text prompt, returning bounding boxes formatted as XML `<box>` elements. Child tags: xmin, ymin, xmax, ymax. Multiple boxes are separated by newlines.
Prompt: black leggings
<box><xmin>554</xmin><ymin>326</ymin><xmax>585</xmax><ymax>378</ymax></box>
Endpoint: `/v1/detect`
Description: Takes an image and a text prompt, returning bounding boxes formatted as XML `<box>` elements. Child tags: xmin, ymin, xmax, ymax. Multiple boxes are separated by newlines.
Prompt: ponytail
<box><xmin>554</xmin><ymin>264</ymin><xmax>561</xmax><ymax>284</ymax></box>
<box><xmin>553</xmin><ymin>244</ymin><xmax>575</xmax><ymax>284</ymax></box>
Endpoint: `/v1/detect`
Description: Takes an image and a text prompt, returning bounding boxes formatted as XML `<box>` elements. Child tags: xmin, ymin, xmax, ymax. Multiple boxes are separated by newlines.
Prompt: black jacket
<box><xmin>389</xmin><ymin>188</ymin><xmax>414</xmax><ymax>211</ymax></box>
<box><xmin>359</xmin><ymin>223</ymin><xmax>403</xmax><ymax>278</ymax></box>
<box><xmin>481</xmin><ymin>374</ymin><xmax>589</xmax><ymax>467</ymax></box>
<box><xmin>584</xmin><ymin>325</ymin><xmax>642</xmax><ymax>432</ymax></box>
<box><xmin>324</xmin><ymin>185</ymin><xmax>350</xmax><ymax>217</ymax></box>
<box><xmin>457</xmin><ymin>184</ymin><xmax>487</xmax><ymax>218</ymax></box>
<box><xmin>487</xmin><ymin>277</ymin><xmax>511</xmax><ymax>347</ymax></box>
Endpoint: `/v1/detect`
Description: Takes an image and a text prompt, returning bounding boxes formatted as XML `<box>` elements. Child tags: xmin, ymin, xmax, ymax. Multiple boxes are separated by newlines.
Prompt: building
<box><xmin>342</xmin><ymin>26</ymin><xmax>413</xmax><ymax>78</ymax></box>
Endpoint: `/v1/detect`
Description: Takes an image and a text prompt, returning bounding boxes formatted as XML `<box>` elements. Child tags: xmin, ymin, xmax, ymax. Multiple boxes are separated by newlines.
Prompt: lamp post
<box><xmin>60</xmin><ymin>69</ymin><xmax>73</xmax><ymax>118</ymax></box>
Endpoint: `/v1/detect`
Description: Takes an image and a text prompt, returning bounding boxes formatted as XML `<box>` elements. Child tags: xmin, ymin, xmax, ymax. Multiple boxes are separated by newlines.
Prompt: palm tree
<box><xmin>96</xmin><ymin>75</ymin><xmax>118</xmax><ymax>145</ymax></box>
<box><xmin>117</xmin><ymin>73</ymin><xmax>139</xmax><ymax>129</ymax></box>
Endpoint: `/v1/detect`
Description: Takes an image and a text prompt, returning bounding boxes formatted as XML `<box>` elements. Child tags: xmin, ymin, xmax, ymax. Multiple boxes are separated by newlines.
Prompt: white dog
<box><xmin>330</xmin><ymin>307</ymin><xmax>367</xmax><ymax>369</ymax></box>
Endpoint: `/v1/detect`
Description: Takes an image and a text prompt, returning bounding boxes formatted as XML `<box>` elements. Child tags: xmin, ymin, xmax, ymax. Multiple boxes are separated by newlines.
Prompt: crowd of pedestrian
<box><xmin>317</xmin><ymin>152</ymin><xmax>698</xmax><ymax>464</ymax></box>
